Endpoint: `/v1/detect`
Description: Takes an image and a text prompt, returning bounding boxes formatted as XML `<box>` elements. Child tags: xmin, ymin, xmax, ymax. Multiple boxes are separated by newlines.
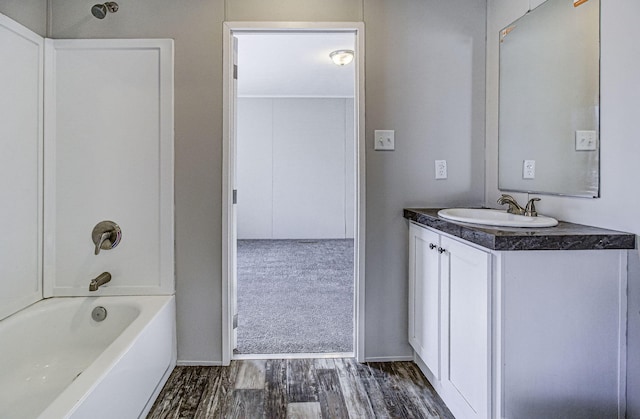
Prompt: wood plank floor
<box><xmin>147</xmin><ymin>358</ymin><xmax>453</xmax><ymax>418</ymax></box>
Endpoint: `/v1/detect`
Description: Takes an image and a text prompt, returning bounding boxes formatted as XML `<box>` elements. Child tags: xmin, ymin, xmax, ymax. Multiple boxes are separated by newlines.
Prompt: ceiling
<box><xmin>236</xmin><ymin>32</ymin><xmax>355</xmax><ymax>98</ymax></box>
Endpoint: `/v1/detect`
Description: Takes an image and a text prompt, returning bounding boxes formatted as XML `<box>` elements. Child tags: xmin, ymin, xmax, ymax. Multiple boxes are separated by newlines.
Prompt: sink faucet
<box><xmin>497</xmin><ymin>194</ymin><xmax>541</xmax><ymax>217</ymax></box>
<box><xmin>497</xmin><ymin>194</ymin><xmax>525</xmax><ymax>215</ymax></box>
<box><xmin>524</xmin><ymin>197</ymin><xmax>540</xmax><ymax>217</ymax></box>
<box><xmin>89</xmin><ymin>272</ymin><xmax>111</xmax><ymax>291</ymax></box>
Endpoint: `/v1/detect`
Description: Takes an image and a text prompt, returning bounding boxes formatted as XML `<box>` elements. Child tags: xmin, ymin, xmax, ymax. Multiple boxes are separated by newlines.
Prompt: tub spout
<box><xmin>89</xmin><ymin>272</ymin><xmax>111</xmax><ymax>291</ymax></box>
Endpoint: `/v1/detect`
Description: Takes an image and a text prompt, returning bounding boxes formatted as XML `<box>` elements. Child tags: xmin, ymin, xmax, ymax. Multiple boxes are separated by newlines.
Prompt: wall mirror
<box><xmin>498</xmin><ymin>0</ymin><xmax>600</xmax><ymax>197</ymax></box>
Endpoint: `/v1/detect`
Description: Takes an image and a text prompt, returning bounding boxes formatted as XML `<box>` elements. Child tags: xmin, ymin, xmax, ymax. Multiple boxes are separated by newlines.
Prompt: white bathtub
<box><xmin>0</xmin><ymin>295</ymin><xmax>176</xmax><ymax>419</ymax></box>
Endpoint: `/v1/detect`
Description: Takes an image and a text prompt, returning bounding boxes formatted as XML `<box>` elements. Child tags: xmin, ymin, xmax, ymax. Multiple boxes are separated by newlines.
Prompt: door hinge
<box><xmin>233</xmin><ymin>314</ymin><xmax>238</xmax><ymax>329</ymax></box>
<box><xmin>233</xmin><ymin>64</ymin><xmax>238</xmax><ymax>80</ymax></box>
<box><xmin>233</xmin><ymin>189</ymin><xmax>237</xmax><ymax>204</ymax></box>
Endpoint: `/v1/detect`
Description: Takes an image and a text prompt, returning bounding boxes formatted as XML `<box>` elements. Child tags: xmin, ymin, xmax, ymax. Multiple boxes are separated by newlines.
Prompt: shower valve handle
<box><xmin>92</xmin><ymin>221</ymin><xmax>122</xmax><ymax>255</ymax></box>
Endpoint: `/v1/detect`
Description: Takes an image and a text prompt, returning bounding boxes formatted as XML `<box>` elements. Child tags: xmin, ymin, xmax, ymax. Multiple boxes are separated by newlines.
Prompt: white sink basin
<box><xmin>437</xmin><ymin>208</ymin><xmax>558</xmax><ymax>228</ymax></box>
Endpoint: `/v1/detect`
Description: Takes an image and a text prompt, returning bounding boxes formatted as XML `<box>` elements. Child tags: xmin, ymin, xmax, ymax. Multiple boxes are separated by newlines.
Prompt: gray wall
<box><xmin>486</xmin><ymin>0</ymin><xmax>640</xmax><ymax>415</ymax></box>
<box><xmin>363</xmin><ymin>0</ymin><xmax>486</xmax><ymax>358</ymax></box>
<box><xmin>0</xmin><ymin>0</ymin><xmax>47</xmax><ymax>35</ymax></box>
<box><xmin>47</xmin><ymin>0</ymin><xmax>486</xmax><ymax>362</ymax></box>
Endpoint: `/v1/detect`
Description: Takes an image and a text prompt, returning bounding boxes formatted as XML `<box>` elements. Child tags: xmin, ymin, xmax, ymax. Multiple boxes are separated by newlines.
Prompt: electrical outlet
<box><xmin>435</xmin><ymin>160</ymin><xmax>447</xmax><ymax>179</ymax></box>
<box><xmin>523</xmin><ymin>160</ymin><xmax>535</xmax><ymax>179</ymax></box>
<box><xmin>374</xmin><ymin>130</ymin><xmax>395</xmax><ymax>150</ymax></box>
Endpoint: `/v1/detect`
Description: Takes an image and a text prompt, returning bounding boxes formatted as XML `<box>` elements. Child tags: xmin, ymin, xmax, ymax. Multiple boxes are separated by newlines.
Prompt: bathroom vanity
<box><xmin>404</xmin><ymin>208</ymin><xmax>635</xmax><ymax>419</ymax></box>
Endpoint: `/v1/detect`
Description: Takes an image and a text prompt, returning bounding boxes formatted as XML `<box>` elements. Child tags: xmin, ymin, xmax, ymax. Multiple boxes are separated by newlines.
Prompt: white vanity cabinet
<box><xmin>408</xmin><ymin>220</ymin><xmax>628</xmax><ymax>419</ymax></box>
<box><xmin>409</xmin><ymin>222</ymin><xmax>491</xmax><ymax>419</ymax></box>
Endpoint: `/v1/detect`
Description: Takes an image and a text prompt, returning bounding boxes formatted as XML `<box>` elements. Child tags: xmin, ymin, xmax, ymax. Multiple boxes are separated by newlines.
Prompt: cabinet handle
<box><xmin>429</xmin><ymin>243</ymin><xmax>437</xmax><ymax>250</ymax></box>
<box><xmin>437</xmin><ymin>247</ymin><xmax>446</xmax><ymax>254</ymax></box>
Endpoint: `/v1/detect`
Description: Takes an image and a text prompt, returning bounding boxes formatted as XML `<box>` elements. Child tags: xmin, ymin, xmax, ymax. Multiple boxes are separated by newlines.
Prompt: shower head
<box><xmin>91</xmin><ymin>4</ymin><xmax>107</xmax><ymax>19</ymax></box>
<box><xmin>91</xmin><ymin>2</ymin><xmax>119</xmax><ymax>19</ymax></box>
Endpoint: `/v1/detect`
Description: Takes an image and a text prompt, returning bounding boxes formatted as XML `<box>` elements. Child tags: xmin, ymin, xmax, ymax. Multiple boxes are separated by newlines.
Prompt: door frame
<box><xmin>222</xmin><ymin>21</ymin><xmax>366</xmax><ymax>365</ymax></box>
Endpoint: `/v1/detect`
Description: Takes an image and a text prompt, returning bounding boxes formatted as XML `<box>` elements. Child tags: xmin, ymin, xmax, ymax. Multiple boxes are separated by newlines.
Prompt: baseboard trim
<box><xmin>234</xmin><ymin>352</ymin><xmax>354</xmax><ymax>360</ymax></box>
<box><xmin>177</xmin><ymin>354</ymin><xmax>414</xmax><ymax>365</ymax></box>
<box><xmin>176</xmin><ymin>360</ymin><xmax>224</xmax><ymax>366</ymax></box>
<box><xmin>364</xmin><ymin>355</ymin><xmax>414</xmax><ymax>362</ymax></box>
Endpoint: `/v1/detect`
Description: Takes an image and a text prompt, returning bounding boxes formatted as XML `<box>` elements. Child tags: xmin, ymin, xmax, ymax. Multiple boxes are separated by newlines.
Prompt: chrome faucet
<box><xmin>89</xmin><ymin>272</ymin><xmax>111</xmax><ymax>291</ymax></box>
<box><xmin>94</xmin><ymin>231</ymin><xmax>112</xmax><ymax>255</ymax></box>
<box><xmin>497</xmin><ymin>194</ymin><xmax>541</xmax><ymax>217</ymax></box>
<box><xmin>497</xmin><ymin>194</ymin><xmax>525</xmax><ymax>215</ymax></box>
<box><xmin>92</xmin><ymin>221</ymin><xmax>122</xmax><ymax>255</ymax></box>
<box><xmin>524</xmin><ymin>197</ymin><xmax>540</xmax><ymax>217</ymax></box>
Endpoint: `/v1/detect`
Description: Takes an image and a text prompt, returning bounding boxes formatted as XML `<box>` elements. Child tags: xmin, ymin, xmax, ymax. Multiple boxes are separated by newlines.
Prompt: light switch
<box><xmin>374</xmin><ymin>130</ymin><xmax>395</xmax><ymax>151</ymax></box>
<box><xmin>575</xmin><ymin>130</ymin><xmax>597</xmax><ymax>151</ymax></box>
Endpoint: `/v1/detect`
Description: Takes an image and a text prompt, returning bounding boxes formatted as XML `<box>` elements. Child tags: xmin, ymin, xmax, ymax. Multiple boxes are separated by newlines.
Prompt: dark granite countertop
<box><xmin>404</xmin><ymin>208</ymin><xmax>636</xmax><ymax>251</ymax></box>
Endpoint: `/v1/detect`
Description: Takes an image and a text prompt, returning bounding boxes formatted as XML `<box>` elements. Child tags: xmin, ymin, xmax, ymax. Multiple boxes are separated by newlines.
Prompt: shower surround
<box><xmin>0</xmin><ymin>12</ymin><xmax>175</xmax><ymax>417</ymax></box>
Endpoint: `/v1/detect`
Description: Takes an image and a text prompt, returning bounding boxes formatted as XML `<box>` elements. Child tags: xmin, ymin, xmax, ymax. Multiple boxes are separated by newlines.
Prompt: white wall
<box><xmin>237</xmin><ymin>98</ymin><xmax>273</xmax><ymax>239</ymax></box>
<box><xmin>237</xmin><ymin>97</ymin><xmax>355</xmax><ymax>239</ymax></box>
<box><xmin>0</xmin><ymin>14</ymin><xmax>43</xmax><ymax>320</ymax></box>
<box><xmin>486</xmin><ymin>0</ymin><xmax>640</xmax><ymax>415</ymax></box>
<box><xmin>44</xmin><ymin>40</ymin><xmax>174</xmax><ymax>296</ymax></box>
<box><xmin>47</xmin><ymin>0</ymin><xmax>486</xmax><ymax>363</ymax></box>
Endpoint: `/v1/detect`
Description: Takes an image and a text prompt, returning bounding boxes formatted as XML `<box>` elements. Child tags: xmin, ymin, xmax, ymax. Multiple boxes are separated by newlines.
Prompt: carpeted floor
<box><xmin>236</xmin><ymin>239</ymin><xmax>354</xmax><ymax>354</ymax></box>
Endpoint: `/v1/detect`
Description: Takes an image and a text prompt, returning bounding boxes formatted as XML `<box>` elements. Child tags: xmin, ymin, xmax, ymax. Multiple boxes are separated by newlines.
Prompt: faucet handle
<box><xmin>94</xmin><ymin>231</ymin><xmax>112</xmax><ymax>255</ymax></box>
<box><xmin>524</xmin><ymin>198</ymin><xmax>540</xmax><ymax>217</ymax></box>
<box><xmin>92</xmin><ymin>221</ymin><xmax>122</xmax><ymax>255</ymax></box>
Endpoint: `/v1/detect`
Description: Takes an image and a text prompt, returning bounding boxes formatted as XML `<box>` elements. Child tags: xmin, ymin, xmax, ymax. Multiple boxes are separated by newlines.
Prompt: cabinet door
<box><xmin>408</xmin><ymin>223</ymin><xmax>441</xmax><ymax>379</ymax></box>
<box><xmin>440</xmin><ymin>236</ymin><xmax>491</xmax><ymax>419</ymax></box>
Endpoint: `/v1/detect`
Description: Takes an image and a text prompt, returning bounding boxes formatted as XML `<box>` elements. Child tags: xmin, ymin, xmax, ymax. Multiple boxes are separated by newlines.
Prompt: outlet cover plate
<box><xmin>523</xmin><ymin>159</ymin><xmax>535</xmax><ymax>179</ymax></box>
<box><xmin>435</xmin><ymin>160</ymin><xmax>447</xmax><ymax>179</ymax></box>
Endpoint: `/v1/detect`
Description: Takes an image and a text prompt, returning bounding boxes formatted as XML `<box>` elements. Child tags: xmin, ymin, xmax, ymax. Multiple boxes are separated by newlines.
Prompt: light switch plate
<box><xmin>575</xmin><ymin>130</ymin><xmax>597</xmax><ymax>151</ymax></box>
<box><xmin>374</xmin><ymin>130</ymin><xmax>395</xmax><ymax>151</ymax></box>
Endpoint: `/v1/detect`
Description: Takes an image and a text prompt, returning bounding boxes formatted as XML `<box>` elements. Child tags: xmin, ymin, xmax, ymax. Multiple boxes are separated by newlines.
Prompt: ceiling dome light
<box><xmin>330</xmin><ymin>49</ymin><xmax>355</xmax><ymax>66</ymax></box>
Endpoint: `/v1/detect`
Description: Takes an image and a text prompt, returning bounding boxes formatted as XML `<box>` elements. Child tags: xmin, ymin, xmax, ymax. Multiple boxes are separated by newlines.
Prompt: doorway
<box><xmin>222</xmin><ymin>22</ymin><xmax>365</xmax><ymax>364</ymax></box>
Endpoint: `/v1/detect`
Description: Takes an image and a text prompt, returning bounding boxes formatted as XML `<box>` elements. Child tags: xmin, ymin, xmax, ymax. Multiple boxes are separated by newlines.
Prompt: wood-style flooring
<box><xmin>147</xmin><ymin>358</ymin><xmax>453</xmax><ymax>418</ymax></box>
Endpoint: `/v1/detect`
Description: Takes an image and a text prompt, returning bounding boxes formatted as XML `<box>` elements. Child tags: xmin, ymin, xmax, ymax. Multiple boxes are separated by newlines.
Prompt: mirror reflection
<box><xmin>498</xmin><ymin>0</ymin><xmax>600</xmax><ymax>197</ymax></box>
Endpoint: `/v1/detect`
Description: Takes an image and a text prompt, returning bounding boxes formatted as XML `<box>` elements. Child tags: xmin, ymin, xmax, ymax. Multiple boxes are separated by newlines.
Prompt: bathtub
<box><xmin>0</xmin><ymin>295</ymin><xmax>176</xmax><ymax>419</ymax></box>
